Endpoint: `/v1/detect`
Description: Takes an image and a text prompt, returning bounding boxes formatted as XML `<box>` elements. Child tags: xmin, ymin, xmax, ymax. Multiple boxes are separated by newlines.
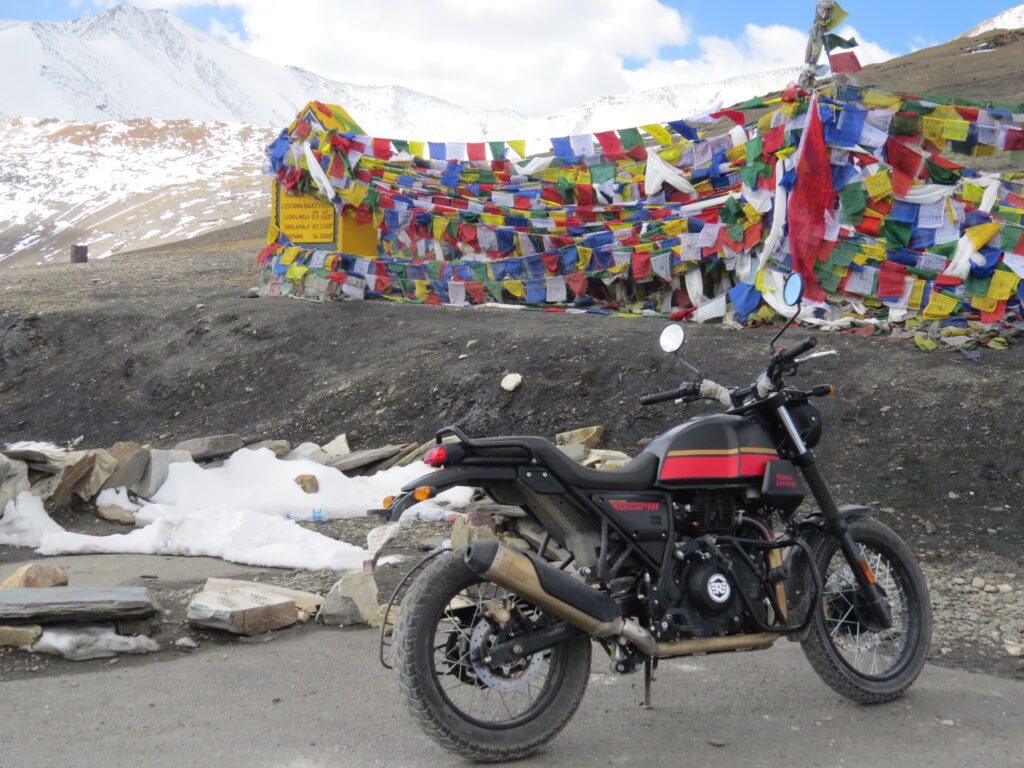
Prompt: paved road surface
<box><xmin>2</xmin><ymin>626</ymin><xmax>1020</xmax><ymax>768</ymax></box>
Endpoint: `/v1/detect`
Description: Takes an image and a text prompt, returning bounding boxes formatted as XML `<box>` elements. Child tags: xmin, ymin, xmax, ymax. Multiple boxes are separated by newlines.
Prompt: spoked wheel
<box><xmin>394</xmin><ymin>549</ymin><xmax>591</xmax><ymax>761</ymax></box>
<box><xmin>801</xmin><ymin>519</ymin><xmax>931</xmax><ymax>703</ymax></box>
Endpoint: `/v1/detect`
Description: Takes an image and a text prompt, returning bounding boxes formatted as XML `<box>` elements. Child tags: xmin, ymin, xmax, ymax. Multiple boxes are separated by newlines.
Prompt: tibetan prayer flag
<box><xmin>921</xmin><ymin>290</ymin><xmax>959</xmax><ymax>319</ymax></box>
<box><xmin>825</xmin><ymin>33</ymin><xmax>858</xmax><ymax>51</ymax></box>
<box><xmin>507</xmin><ymin>140</ymin><xmax>527</xmax><ymax>158</ymax></box>
<box><xmin>467</xmin><ymin>143</ymin><xmax>486</xmax><ymax>161</ymax></box>
<box><xmin>641</xmin><ymin>124</ymin><xmax>672</xmax><ymax>145</ymax></box>
<box><xmin>667</xmin><ymin>120</ymin><xmax>699</xmax><ymax>141</ymax></box>
<box><xmin>595</xmin><ymin>131</ymin><xmax>623</xmax><ymax>157</ymax></box>
<box><xmin>824</xmin><ymin>1</ymin><xmax>848</xmax><ymax>30</ymax></box>
<box><xmin>863</xmin><ymin>170</ymin><xmax>893</xmax><ymax>200</ymax></box>
<box><xmin>830</xmin><ymin>51</ymin><xmax>861</xmax><ymax>74</ymax></box>
<box><xmin>787</xmin><ymin>94</ymin><xmax>836</xmax><ymax>289</ymax></box>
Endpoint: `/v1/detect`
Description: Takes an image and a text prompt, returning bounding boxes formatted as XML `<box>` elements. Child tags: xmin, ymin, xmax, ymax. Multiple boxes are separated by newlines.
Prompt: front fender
<box><xmin>388</xmin><ymin>465</ymin><xmax>517</xmax><ymax>522</ymax></box>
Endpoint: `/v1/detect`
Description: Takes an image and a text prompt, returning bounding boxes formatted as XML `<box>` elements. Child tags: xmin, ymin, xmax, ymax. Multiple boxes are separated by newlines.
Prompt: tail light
<box><xmin>423</xmin><ymin>442</ymin><xmax>465</xmax><ymax>467</ymax></box>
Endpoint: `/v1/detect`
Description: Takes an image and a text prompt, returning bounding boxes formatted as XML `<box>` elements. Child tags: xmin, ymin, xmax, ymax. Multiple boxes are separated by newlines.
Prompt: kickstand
<box><xmin>641</xmin><ymin>658</ymin><xmax>654</xmax><ymax>709</ymax></box>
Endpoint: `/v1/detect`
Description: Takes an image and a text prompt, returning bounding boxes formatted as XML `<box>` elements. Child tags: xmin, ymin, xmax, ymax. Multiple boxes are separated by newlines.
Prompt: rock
<box><xmin>450</xmin><ymin>511</ymin><xmax>498</xmax><ymax>550</ymax></box>
<box><xmin>0</xmin><ymin>564</ymin><xmax>70</xmax><ymax>590</ymax></box>
<box><xmin>284</xmin><ymin>442</ymin><xmax>332</xmax><ymax>464</ymax></box>
<box><xmin>137</xmin><ymin>449</ymin><xmax>192</xmax><ymax>498</ymax></box>
<box><xmin>317</xmin><ymin>571</ymin><xmax>380</xmax><ymax>627</ymax></box>
<box><xmin>201</xmin><ymin>578</ymin><xmax>323</xmax><ymax>622</ymax></box>
<box><xmin>102</xmin><ymin>447</ymin><xmax>151</xmax><ymax>493</ymax></box>
<box><xmin>77</xmin><ymin>449</ymin><xmax>118</xmax><ymax>500</ymax></box>
<box><xmin>0</xmin><ymin>586</ymin><xmax>157</xmax><ymax>623</ymax></box>
<box><xmin>924</xmin><ymin>521</ymin><xmax>937</xmax><ymax>535</ymax></box>
<box><xmin>243</xmin><ymin>440</ymin><xmax>291</xmax><ymax>457</ymax></box>
<box><xmin>997</xmin><ymin>584</ymin><xmax>1013</xmax><ymax>594</ymax></box>
<box><xmin>557</xmin><ymin>443</ymin><xmax>588</xmax><ymax>462</ymax></box>
<box><xmin>328</xmin><ymin>445</ymin><xmax>408</xmax><ymax>474</ymax></box>
<box><xmin>983</xmin><ymin>584</ymin><xmax>998</xmax><ymax>593</ymax></box>
<box><xmin>0</xmin><ymin>624</ymin><xmax>42</xmax><ymax>647</ymax></box>
<box><xmin>582</xmin><ymin>449</ymin><xmax>634</xmax><ymax>469</ymax></box>
<box><xmin>321</xmin><ymin>434</ymin><xmax>351</xmax><ymax>458</ymax></box>
<box><xmin>372</xmin><ymin>442</ymin><xmax>422</xmax><ymax>472</ymax></box>
<box><xmin>97</xmin><ymin>504</ymin><xmax>136</xmax><ymax>525</ymax></box>
<box><xmin>173</xmin><ymin>434</ymin><xmax>244</xmax><ymax>461</ymax></box>
<box><xmin>186</xmin><ymin>588</ymin><xmax>297</xmax><ymax>636</ymax></box>
<box><xmin>1006</xmin><ymin>642</ymin><xmax>1023</xmax><ymax>657</ymax></box>
<box><xmin>294</xmin><ymin>474</ymin><xmax>319</xmax><ymax>494</ymax></box>
<box><xmin>971</xmin><ymin>576</ymin><xmax>986</xmax><ymax>590</ymax></box>
<box><xmin>0</xmin><ymin>454</ymin><xmax>31</xmax><ymax>512</ymax></box>
<box><xmin>555</xmin><ymin>425</ymin><xmax>604</xmax><ymax>449</ymax></box>
<box><xmin>44</xmin><ymin>452</ymin><xmax>97</xmax><ymax>508</ymax></box>
<box><xmin>174</xmin><ymin>636</ymin><xmax>198</xmax><ymax>649</ymax></box>
<box><xmin>500</xmin><ymin>373</ymin><xmax>523</xmax><ymax>392</ymax></box>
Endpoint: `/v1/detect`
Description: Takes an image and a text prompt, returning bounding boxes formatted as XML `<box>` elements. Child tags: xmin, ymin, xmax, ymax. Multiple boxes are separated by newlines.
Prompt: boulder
<box><xmin>321</xmin><ymin>434</ymin><xmax>351</xmax><ymax>458</ymax></box>
<box><xmin>500</xmin><ymin>373</ymin><xmax>523</xmax><ymax>392</ymax></box>
<box><xmin>317</xmin><ymin>571</ymin><xmax>380</xmax><ymax>627</ymax></box>
<box><xmin>294</xmin><ymin>474</ymin><xmax>319</xmax><ymax>494</ymax></box>
<box><xmin>137</xmin><ymin>449</ymin><xmax>192</xmax><ymax>499</ymax></box>
<box><xmin>450</xmin><ymin>511</ymin><xmax>498</xmax><ymax>550</ymax></box>
<box><xmin>201</xmin><ymin>579</ymin><xmax>323</xmax><ymax>622</ymax></box>
<box><xmin>97</xmin><ymin>504</ymin><xmax>136</xmax><ymax>525</ymax></box>
<box><xmin>0</xmin><ymin>624</ymin><xmax>42</xmax><ymax>647</ymax></box>
<box><xmin>0</xmin><ymin>564</ymin><xmax>70</xmax><ymax>590</ymax></box>
<box><xmin>555</xmin><ymin>425</ymin><xmax>604</xmax><ymax>449</ymax></box>
<box><xmin>284</xmin><ymin>442</ymin><xmax>332</xmax><ymax>464</ymax></box>
<box><xmin>75</xmin><ymin>449</ymin><xmax>117</xmax><ymax>500</ymax></box>
<box><xmin>0</xmin><ymin>455</ymin><xmax>30</xmax><ymax>512</ymax></box>
<box><xmin>102</xmin><ymin>447</ymin><xmax>151</xmax><ymax>492</ymax></box>
<box><xmin>186</xmin><ymin>588</ymin><xmax>297</xmax><ymax>636</ymax></box>
<box><xmin>557</xmin><ymin>443</ymin><xmax>588</xmax><ymax>462</ymax></box>
<box><xmin>173</xmin><ymin>434</ymin><xmax>245</xmax><ymax>461</ymax></box>
<box><xmin>243</xmin><ymin>440</ymin><xmax>291</xmax><ymax>457</ymax></box>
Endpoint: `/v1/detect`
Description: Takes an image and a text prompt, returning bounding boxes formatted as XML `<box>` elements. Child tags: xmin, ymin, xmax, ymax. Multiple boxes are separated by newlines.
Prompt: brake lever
<box><xmin>795</xmin><ymin>350</ymin><xmax>837</xmax><ymax>364</ymax></box>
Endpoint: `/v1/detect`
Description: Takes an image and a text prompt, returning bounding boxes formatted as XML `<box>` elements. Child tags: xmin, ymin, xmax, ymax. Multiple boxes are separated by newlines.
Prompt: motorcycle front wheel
<box><xmin>801</xmin><ymin>518</ymin><xmax>931</xmax><ymax>703</ymax></box>
<box><xmin>393</xmin><ymin>549</ymin><xmax>592</xmax><ymax>761</ymax></box>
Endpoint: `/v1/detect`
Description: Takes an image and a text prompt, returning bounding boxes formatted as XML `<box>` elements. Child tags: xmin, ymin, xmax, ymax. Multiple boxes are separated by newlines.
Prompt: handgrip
<box><xmin>776</xmin><ymin>336</ymin><xmax>817</xmax><ymax>363</ymax></box>
<box><xmin>639</xmin><ymin>382</ymin><xmax>696</xmax><ymax>406</ymax></box>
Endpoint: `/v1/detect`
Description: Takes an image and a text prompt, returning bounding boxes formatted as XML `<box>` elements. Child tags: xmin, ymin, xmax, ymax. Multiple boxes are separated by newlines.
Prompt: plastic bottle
<box><xmin>286</xmin><ymin>508</ymin><xmax>326</xmax><ymax>522</ymax></box>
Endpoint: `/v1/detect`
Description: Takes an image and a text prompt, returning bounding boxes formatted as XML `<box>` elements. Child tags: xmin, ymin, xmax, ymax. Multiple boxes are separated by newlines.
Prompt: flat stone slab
<box><xmin>201</xmin><ymin>579</ymin><xmax>323</xmax><ymax>620</ymax></box>
<box><xmin>328</xmin><ymin>445</ymin><xmax>409</xmax><ymax>474</ymax></box>
<box><xmin>173</xmin><ymin>434</ymin><xmax>245</xmax><ymax>461</ymax></box>
<box><xmin>0</xmin><ymin>586</ymin><xmax>158</xmax><ymax>623</ymax></box>
<box><xmin>187</xmin><ymin>588</ymin><xmax>296</xmax><ymax>636</ymax></box>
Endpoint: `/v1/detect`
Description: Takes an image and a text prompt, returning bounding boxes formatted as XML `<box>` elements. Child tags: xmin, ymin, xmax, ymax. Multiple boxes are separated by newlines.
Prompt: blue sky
<box><xmin>2</xmin><ymin>1</ymin><xmax>1019</xmax><ymax>113</ymax></box>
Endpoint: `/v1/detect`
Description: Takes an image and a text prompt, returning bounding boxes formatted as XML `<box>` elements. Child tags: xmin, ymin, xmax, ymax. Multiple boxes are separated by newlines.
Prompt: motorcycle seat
<box><xmin>467</xmin><ymin>435</ymin><xmax>659</xmax><ymax>491</ymax></box>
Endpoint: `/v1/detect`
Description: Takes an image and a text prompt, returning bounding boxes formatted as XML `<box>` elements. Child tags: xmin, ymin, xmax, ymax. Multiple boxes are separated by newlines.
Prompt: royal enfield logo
<box><xmin>707</xmin><ymin>574</ymin><xmax>731</xmax><ymax>603</ymax></box>
<box><xmin>775</xmin><ymin>473</ymin><xmax>797</xmax><ymax>488</ymax></box>
<box><xmin>609</xmin><ymin>500</ymin><xmax>662</xmax><ymax>512</ymax></box>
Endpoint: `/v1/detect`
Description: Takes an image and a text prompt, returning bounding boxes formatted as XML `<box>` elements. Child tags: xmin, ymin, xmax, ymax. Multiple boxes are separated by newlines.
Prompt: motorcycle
<box><xmin>373</xmin><ymin>273</ymin><xmax>932</xmax><ymax>762</ymax></box>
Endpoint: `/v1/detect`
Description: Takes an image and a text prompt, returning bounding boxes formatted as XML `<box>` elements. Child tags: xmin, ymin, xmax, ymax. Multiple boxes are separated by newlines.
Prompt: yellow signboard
<box><xmin>275</xmin><ymin>184</ymin><xmax>337</xmax><ymax>245</ymax></box>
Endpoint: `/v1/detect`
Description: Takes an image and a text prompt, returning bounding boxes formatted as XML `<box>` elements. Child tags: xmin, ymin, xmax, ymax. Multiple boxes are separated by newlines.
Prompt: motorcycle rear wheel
<box><xmin>393</xmin><ymin>549</ymin><xmax>592</xmax><ymax>761</ymax></box>
<box><xmin>801</xmin><ymin>519</ymin><xmax>931</xmax><ymax>703</ymax></box>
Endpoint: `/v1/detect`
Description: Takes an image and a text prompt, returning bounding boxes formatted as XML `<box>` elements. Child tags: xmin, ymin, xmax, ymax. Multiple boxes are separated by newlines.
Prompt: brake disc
<box><xmin>469</xmin><ymin>619</ymin><xmax>544</xmax><ymax>692</ymax></box>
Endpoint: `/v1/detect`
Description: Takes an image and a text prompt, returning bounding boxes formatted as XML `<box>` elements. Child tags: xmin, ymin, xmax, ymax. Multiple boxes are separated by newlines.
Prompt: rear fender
<box><xmin>387</xmin><ymin>465</ymin><xmax>517</xmax><ymax>522</ymax></box>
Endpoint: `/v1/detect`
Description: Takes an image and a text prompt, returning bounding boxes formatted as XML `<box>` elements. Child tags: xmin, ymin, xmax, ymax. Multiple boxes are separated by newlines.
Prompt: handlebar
<box><xmin>773</xmin><ymin>336</ymin><xmax>817</xmax><ymax>364</ymax></box>
<box><xmin>639</xmin><ymin>381</ymin><xmax>697</xmax><ymax>406</ymax></box>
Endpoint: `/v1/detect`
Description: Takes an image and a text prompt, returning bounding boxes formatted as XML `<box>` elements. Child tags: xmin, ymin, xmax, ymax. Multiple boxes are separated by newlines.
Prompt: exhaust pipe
<box><xmin>464</xmin><ymin>540</ymin><xmax>656</xmax><ymax>656</ymax></box>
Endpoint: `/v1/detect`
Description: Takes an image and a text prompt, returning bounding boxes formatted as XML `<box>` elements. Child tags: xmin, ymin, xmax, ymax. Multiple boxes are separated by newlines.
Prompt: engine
<box><xmin>652</xmin><ymin>537</ymin><xmax>771</xmax><ymax>642</ymax></box>
<box><xmin>674</xmin><ymin>490</ymin><xmax>739</xmax><ymax>536</ymax></box>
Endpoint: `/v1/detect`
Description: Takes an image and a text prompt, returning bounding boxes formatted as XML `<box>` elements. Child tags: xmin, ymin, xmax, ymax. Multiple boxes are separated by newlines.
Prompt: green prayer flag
<box><xmin>589</xmin><ymin>162</ymin><xmax>616</xmax><ymax>186</ymax></box>
<box><xmin>488</xmin><ymin>141</ymin><xmax>506</xmax><ymax>160</ymax></box>
<box><xmin>737</xmin><ymin>96</ymin><xmax>767</xmax><ymax>110</ymax></box>
<box><xmin>889</xmin><ymin>113</ymin><xmax>920</xmax><ymax>137</ymax></box>
<box><xmin>1001</xmin><ymin>225</ymin><xmax>1023</xmax><ymax>252</ymax></box>
<box><xmin>830</xmin><ymin>240</ymin><xmax>859</xmax><ymax>267</ymax></box>
<box><xmin>470</xmin><ymin>262</ymin><xmax>489</xmax><ymax>281</ymax></box>
<box><xmin>391</xmin><ymin>139</ymin><xmax>409</xmax><ymax>154</ymax></box>
<box><xmin>839</xmin><ymin>182</ymin><xmax>867</xmax><ymax>225</ymax></box>
<box><xmin>825</xmin><ymin>33</ymin><xmax>858</xmax><ymax>51</ymax></box>
<box><xmin>962</xmin><ymin>272</ymin><xmax>992</xmax><ymax>298</ymax></box>
<box><xmin>930</xmin><ymin>241</ymin><xmax>958</xmax><ymax>258</ymax></box>
<box><xmin>425</xmin><ymin>261</ymin><xmax>443</xmax><ymax>281</ymax></box>
<box><xmin>618</xmin><ymin>127</ymin><xmax>644</xmax><ymax>150</ymax></box>
<box><xmin>926</xmin><ymin>159</ymin><xmax>961</xmax><ymax>185</ymax></box>
<box><xmin>484</xmin><ymin>280</ymin><xmax>504</xmax><ymax>302</ymax></box>
<box><xmin>745</xmin><ymin>136</ymin><xmax>764</xmax><ymax>165</ymax></box>
<box><xmin>722</xmin><ymin>196</ymin><xmax>744</xmax><ymax>224</ymax></box>
<box><xmin>881</xmin><ymin>220</ymin><xmax>913</xmax><ymax>249</ymax></box>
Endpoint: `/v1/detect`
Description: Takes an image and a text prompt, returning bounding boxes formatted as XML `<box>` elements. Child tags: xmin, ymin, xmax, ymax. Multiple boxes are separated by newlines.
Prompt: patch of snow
<box><xmin>30</xmin><ymin>624</ymin><xmax>160</xmax><ymax>660</ymax></box>
<box><xmin>5</xmin><ymin>440</ymin><xmax>63</xmax><ymax>451</ymax></box>
<box><xmin>961</xmin><ymin>4</ymin><xmax>1024</xmax><ymax>37</ymax></box>
<box><xmin>0</xmin><ymin>492</ymin><xmax>67</xmax><ymax>548</ymax></box>
<box><xmin>96</xmin><ymin>487</ymin><xmax>141</xmax><ymax>512</ymax></box>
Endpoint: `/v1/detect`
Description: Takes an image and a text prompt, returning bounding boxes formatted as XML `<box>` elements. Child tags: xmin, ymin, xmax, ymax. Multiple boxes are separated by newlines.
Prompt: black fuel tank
<box><xmin>643</xmin><ymin>414</ymin><xmax>779</xmax><ymax>487</ymax></box>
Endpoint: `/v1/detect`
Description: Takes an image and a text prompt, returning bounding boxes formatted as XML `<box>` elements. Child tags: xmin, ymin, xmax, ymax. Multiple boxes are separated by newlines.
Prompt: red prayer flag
<box><xmin>372</xmin><ymin>138</ymin><xmax>392</xmax><ymax>160</ymax></box>
<box><xmin>540</xmin><ymin>251</ymin><xmax>559</xmax><ymax>273</ymax></box>
<box><xmin>830</xmin><ymin>51</ymin><xmax>862</xmax><ymax>73</ymax></box>
<box><xmin>876</xmin><ymin>262</ymin><xmax>907</xmax><ymax>298</ymax></box>
<box><xmin>465</xmin><ymin>281</ymin><xmax>485</xmax><ymax>304</ymax></box>
<box><xmin>762</xmin><ymin>125</ymin><xmax>785</xmax><ymax>156</ymax></box>
<box><xmin>710</xmin><ymin>109</ymin><xmax>745</xmax><ymax>125</ymax></box>
<box><xmin>1005</xmin><ymin>129</ymin><xmax>1024</xmax><ymax>152</ymax></box>
<box><xmin>981</xmin><ymin>301</ymin><xmax>1007</xmax><ymax>324</ymax></box>
<box><xmin>256</xmin><ymin>242</ymin><xmax>279</xmax><ymax>262</ymax></box>
<box><xmin>565</xmin><ymin>271</ymin><xmax>588</xmax><ymax>296</ymax></box>
<box><xmin>466</xmin><ymin>143</ymin><xmax>486</xmax><ymax>162</ymax></box>
<box><xmin>886</xmin><ymin>138</ymin><xmax>923</xmax><ymax>197</ymax></box>
<box><xmin>594</xmin><ymin>130</ymin><xmax>623</xmax><ymax>158</ymax></box>
<box><xmin>631</xmin><ymin>252</ymin><xmax>652</xmax><ymax>280</ymax></box>
<box><xmin>787</xmin><ymin>94</ymin><xmax>836</xmax><ymax>290</ymax></box>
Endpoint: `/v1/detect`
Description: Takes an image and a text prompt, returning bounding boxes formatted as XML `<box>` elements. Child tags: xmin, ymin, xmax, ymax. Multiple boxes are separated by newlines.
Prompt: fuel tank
<box><xmin>644</xmin><ymin>414</ymin><xmax>779</xmax><ymax>487</ymax></box>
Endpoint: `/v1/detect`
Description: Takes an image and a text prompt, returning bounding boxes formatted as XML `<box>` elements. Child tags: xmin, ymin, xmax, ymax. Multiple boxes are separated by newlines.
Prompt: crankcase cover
<box><xmin>645</xmin><ymin>414</ymin><xmax>779</xmax><ymax>487</ymax></box>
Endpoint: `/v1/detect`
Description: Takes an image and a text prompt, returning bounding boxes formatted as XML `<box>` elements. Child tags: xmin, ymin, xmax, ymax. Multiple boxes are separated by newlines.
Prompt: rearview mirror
<box><xmin>659</xmin><ymin>324</ymin><xmax>685</xmax><ymax>353</ymax></box>
<box><xmin>783</xmin><ymin>273</ymin><xmax>804</xmax><ymax>307</ymax></box>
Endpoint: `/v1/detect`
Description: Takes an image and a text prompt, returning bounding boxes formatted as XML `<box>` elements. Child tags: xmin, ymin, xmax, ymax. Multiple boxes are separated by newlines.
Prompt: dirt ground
<box><xmin>1</xmin><ymin>232</ymin><xmax>1022</xmax><ymax>681</ymax></box>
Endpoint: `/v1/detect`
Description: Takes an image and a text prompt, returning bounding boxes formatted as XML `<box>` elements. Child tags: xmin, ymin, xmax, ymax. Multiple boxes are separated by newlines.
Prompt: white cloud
<box><xmin>82</xmin><ymin>1</ymin><xmax>898</xmax><ymax>116</ymax></box>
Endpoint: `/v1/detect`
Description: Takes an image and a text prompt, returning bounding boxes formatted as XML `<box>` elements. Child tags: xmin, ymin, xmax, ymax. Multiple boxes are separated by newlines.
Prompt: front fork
<box><xmin>777</xmin><ymin>404</ymin><xmax>893</xmax><ymax>630</ymax></box>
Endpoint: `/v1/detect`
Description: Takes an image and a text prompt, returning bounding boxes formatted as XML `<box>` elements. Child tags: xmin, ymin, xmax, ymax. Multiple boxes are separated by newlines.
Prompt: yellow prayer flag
<box><xmin>972</xmin><ymin>144</ymin><xmax>995</xmax><ymax>158</ymax></box>
<box><xmin>862</xmin><ymin>91</ymin><xmax>904</xmax><ymax>110</ymax></box>
<box><xmin>577</xmin><ymin>170</ymin><xmax>591</xmax><ymax>185</ymax></box>
<box><xmin>922</xmin><ymin>117</ymin><xmax>945</xmax><ymax>143</ymax></box>
<box><xmin>755</xmin><ymin>269</ymin><xmax>769</xmax><ymax>292</ymax></box>
<box><xmin>413</xmin><ymin>280</ymin><xmax>429</xmax><ymax>300</ymax></box>
<box><xmin>658</xmin><ymin>146</ymin><xmax>682</xmax><ymax>164</ymax></box>
<box><xmin>941</xmin><ymin>119</ymin><xmax>970</xmax><ymax>141</ymax></box>
<box><xmin>988</xmin><ymin>269</ymin><xmax>1021</xmax><ymax>300</ymax></box>
<box><xmin>908</xmin><ymin>279</ymin><xmax>926</xmax><ymax>310</ymax></box>
<box><xmin>863</xmin><ymin>170</ymin><xmax>893</xmax><ymax>200</ymax></box>
<box><xmin>285</xmin><ymin>263</ymin><xmax>308</xmax><ymax>282</ymax></box>
<box><xmin>824</xmin><ymin>1</ymin><xmax>848</xmax><ymax>30</ymax></box>
<box><xmin>662</xmin><ymin>219</ymin><xmax>686</xmax><ymax>237</ymax></box>
<box><xmin>861</xmin><ymin>244</ymin><xmax>886</xmax><ymax>261</ymax></box>
<box><xmin>481</xmin><ymin>214</ymin><xmax>503</xmax><ymax>226</ymax></box>
<box><xmin>608</xmin><ymin>259</ymin><xmax>631</xmax><ymax>275</ymax></box>
<box><xmin>971</xmin><ymin>295</ymin><xmax>997</xmax><ymax>312</ymax></box>
<box><xmin>634</xmin><ymin>243</ymin><xmax>654</xmax><ymax>253</ymax></box>
<box><xmin>742</xmin><ymin>203</ymin><xmax>762</xmax><ymax>224</ymax></box>
<box><xmin>921</xmin><ymin>291</ymin><xmax>959</xmax><ymax>319</ymax></box>
<box><xmin>576</xmin><ymin>246</ymin><xmax>592</xmax><ymax>270</ymax></box>
<box><xmin>757</xmin><ymin>109</ymin><xmax>777</xmax><ymax>134</ymax></box>
<box><xmin>504</xmin><ymin>279</ymin><xmax>525</xmax><ymax>298</ymax></box>
<box><xmin>279</xmin><ymin>246</ymin><xmax>302</xmax><ymax>266</ymax></box>
<box><xmin>340</xmin><ymin>183</ymin><xmax>368</xmax><ymax>207</ymax></box>
<box><xmin>507</xmin><ymin>140</ymin><xmax>527</xmax><ymax>158</ymax></box>
<box><xmin>432</xmin><ymin>216</ymin><xmax>448</xmax><ymax>240</ymax></box>
<box><xmin>409</xmin><ymin>141</ymin><xmax>425</xmax><ymax>159</ymax></box>
<box><xmin>725</xmin><ymin>145</ymin><xmax>746</xmax><ymax>164</ymax></box>
<box><xmin>966</xmin><ymin>222</ymin><xmax>1001</xmax><ymax>250</ymax></box>
<box><xmin>776</xmin><ymin>146</ymin><xmax>796</xmax><ymax>160</ymax></box>
<box><xmin>640</xmin><ymin>124</ymin><xmax>672</xmax><ymax>145</ymax></box>
<box><xmin>853</xmin><ymin>250</ymin><xmax>870</xmax><ymax>265</ymax></box>
<box><xmin>755</xmin><ymin>303</ymin><xmax>778</xmax><ymax>323</ymax></box>
<box><xmin>961</xmin><ymin>182</ymin><xmax>985</xmax><ymax>204</ymax></box>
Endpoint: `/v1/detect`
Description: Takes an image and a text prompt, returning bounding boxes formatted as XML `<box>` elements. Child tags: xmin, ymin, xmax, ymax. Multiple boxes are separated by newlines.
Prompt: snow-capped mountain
<box><xmin>960</xmin><ymin>4</ymin><xmax>1024</xmax><ymax>37</ymax></box>
<box><xmin>0</xmin><ymin>4</ymin><xmax>799</xmax><ymax>140</ymax></box>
